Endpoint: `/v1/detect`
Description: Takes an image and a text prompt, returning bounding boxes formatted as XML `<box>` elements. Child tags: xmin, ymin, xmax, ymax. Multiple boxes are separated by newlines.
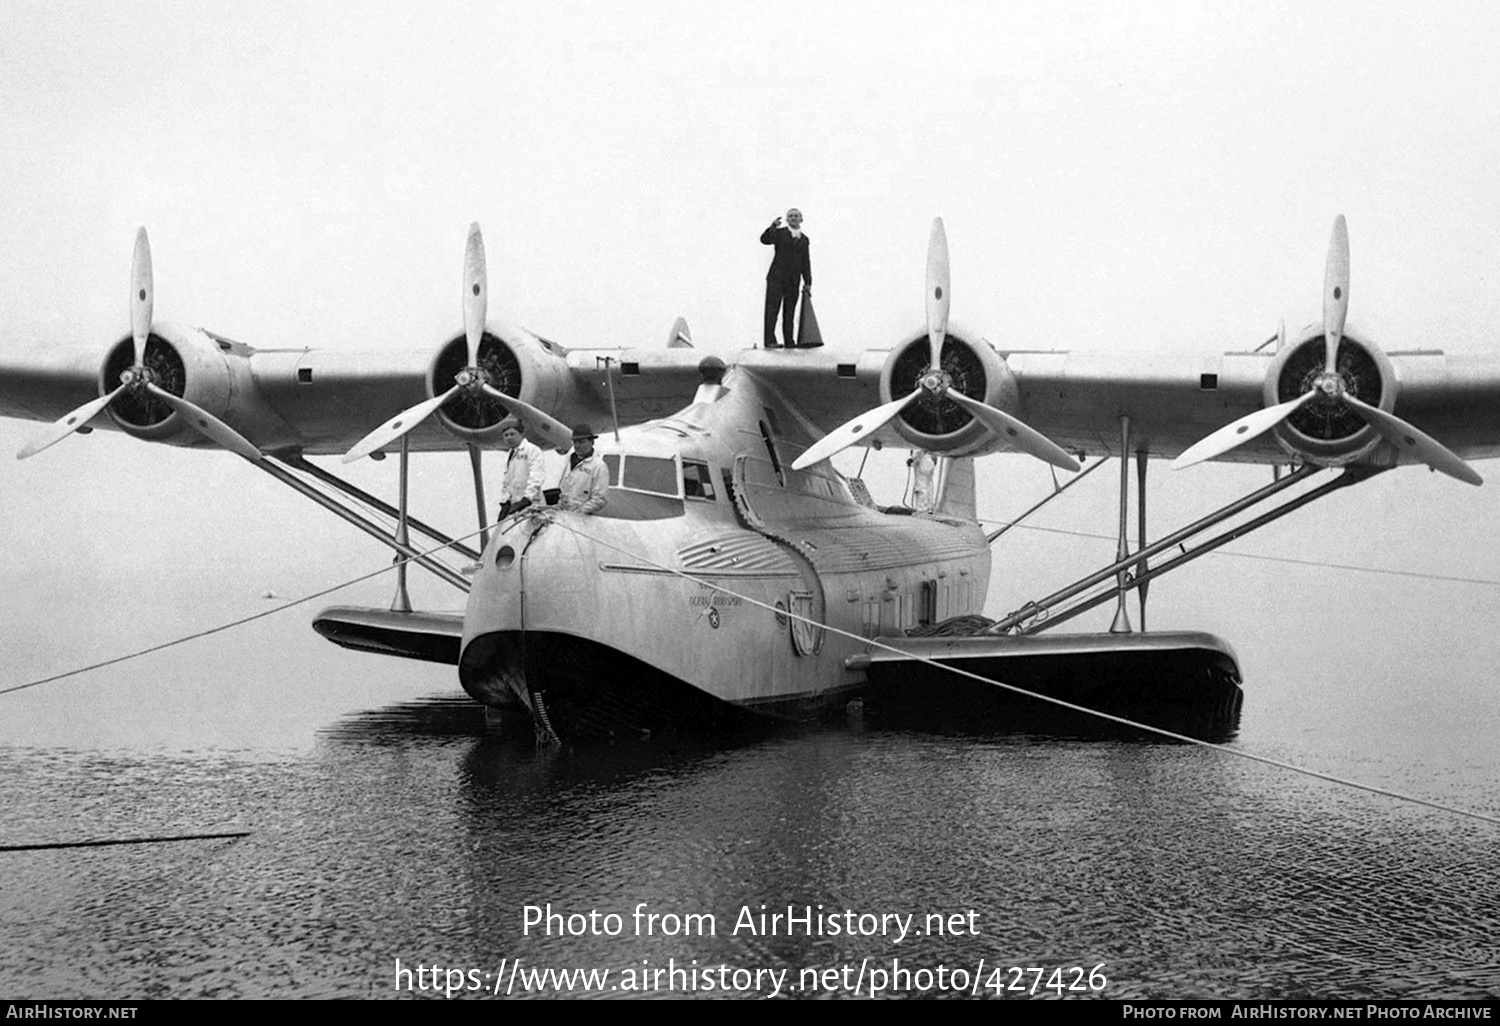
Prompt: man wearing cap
<box><xmin>495</xmin><ymin>416</ymin><xmax>546</xmax><ymax>522</ymax></box>
<box><xmin>556</xmin><ymin>423</ymin><xmax>609</xmax><ymax>515</ymax></box>
<box><xmin>760</xmin><ymin>208</ymin><xmax>811</xmax><ymax>349</ymax></box>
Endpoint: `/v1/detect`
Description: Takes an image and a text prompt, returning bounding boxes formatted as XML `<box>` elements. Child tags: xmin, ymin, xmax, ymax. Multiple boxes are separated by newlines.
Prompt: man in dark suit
<box><xmin>761</xmin><ymin>208</ymin><xmax>812</xmax><ymax>348</ymax></box>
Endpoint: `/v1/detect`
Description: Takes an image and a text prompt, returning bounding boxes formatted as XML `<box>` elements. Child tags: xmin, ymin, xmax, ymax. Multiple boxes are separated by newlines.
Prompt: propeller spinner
<box><xmin>791</xmin><ymin>218</ymin><xmax>1078</xmax><ymax>473</ymax></box>
<box><xmin>342</xmin><ymin>223</ymin><xmax>571</xmax><ymax>463</ymax></box>
<box><xmin>17</xmin><ymin>228</ymin><xmax>262</xmax><ymax>462</ymax></box>
<box><xmin>1172</xmin><ymin>216</ymin><xmax>1480</xmax><ymax>485</ymax></box>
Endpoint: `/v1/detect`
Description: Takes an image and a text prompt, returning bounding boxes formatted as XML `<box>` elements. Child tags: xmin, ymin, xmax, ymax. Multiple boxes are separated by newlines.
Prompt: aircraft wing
<box><xmin>11</xmin><ymin>329</ymin><xmax>1500</xmax><ymax>477</ymax></box>
<box><xmin>756</xmin><ymin>216</ymin><xmax>1500</xmax><ymax>482</ymax></box>
<box><xmin>0</xmin><ymin>325</ymin><xmax>713</xmax><ymax>459</ymax></box>
<box><xmin>7</xmin><ymin>212</ymin><xmax>1500</xmax><ymax>479</ymax></box>
<box><xmin>1006</xmin><ymin>349</ymin><xmax>1276</xmax><ymax>461</ymax></box>
<box><xmin>732</xmin><ymin>336</ymin><xmax>1500</xmax><ymax>481</ymax></box>
<box><xmin>0</xmin><ymin>344</ymin><xmax>102</xmax><ymax>423</ymax></box>
<box><xmin>1005</xmin><ymin>345</ymin><xmax>1500</xmax><ymax>466</ymax></box>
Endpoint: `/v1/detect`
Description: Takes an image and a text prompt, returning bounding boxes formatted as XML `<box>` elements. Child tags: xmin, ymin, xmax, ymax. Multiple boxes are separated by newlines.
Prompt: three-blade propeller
<box><xmin>342</xmin><ymin>223</ymin><xmax>572</xmax><ymax>463</ymax></box>
<box><xmin>17</xmin><ymin>228</ymin><xmax>262</xmax><ymax>461</ymax></box>
<box><xmin>791</xmin><ymin>219</ymin><xmax>1078</xmax><ymax>473</ymax></box>
<box><xmin>1172</xmin><ymin>216</ymin><xmax>1480</xmax><ymax>485</ymax></box>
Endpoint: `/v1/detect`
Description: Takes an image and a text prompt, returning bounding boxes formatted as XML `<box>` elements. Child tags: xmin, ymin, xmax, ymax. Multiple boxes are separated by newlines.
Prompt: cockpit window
<box><xmin>620</xmin><ymin>455</ymin><xmax>679</xmax><ymax>497</ymax></box>
<box><xmin>682</xmin><ymin>460</ymin><xmax>716</xmax><ymax>501</ymax></box>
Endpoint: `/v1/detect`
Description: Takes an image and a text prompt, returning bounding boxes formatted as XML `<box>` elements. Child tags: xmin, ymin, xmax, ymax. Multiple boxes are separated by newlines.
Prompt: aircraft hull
<box><xmin>459</xmin><ymin>630</ymin><xmax>861</xmax><ymax>740</ymax></box>
<box><xmin>311</xmin><ymin>601</ymin><xmax>1245</xmax><ymax>741</ymax></box>
<box><xmin>457</xmin><ymin>508</ymin><xmax>990</xmax><ymax>742</ymax></box>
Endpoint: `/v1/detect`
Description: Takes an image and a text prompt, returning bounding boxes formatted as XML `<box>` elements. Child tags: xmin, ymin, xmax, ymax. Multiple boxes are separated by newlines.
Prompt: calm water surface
<box><xmin>2</xmin><ymin>660</ymin><xmax>1498</xmax><ymax>1000</ymax></box>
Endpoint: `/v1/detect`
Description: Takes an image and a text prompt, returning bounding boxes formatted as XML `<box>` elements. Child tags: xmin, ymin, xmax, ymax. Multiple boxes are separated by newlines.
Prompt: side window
<box><xmin>682</xmin><ymin>460</ymin><xmax>717</xmax><ymax>501</ymax></box>
<box><xmin>602</xmin><ymin>453</ymin><xmax>622</xmax><ymax>485</ymax></box>
<box><xmin>758</xmin><ymin>419</ymin><xmax>785</xmax><ymax>486</ymax></box>
<box><xmin>762</xmin><ymin>405</ymin><xmax>784</xmax><ymax>437</ymax></box>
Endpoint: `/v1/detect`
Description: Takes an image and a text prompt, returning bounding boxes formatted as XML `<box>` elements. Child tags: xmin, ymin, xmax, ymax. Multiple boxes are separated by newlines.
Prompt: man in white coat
<box><xmin>496</xmin><ymin>416</ymin><xmax>546</xmax><ymax>522</ymax></box>
<box><xmin>556</xmin><ymin>423</ymin><xmax>609</xmax><ymax>515</ymax></box>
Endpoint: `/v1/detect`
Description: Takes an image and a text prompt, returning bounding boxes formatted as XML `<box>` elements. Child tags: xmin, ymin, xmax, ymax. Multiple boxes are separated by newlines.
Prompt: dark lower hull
<box><xmin>461</xmin><ymin>631</ymin><xmax>816</xmax><ymax>741</ymax></box>
<box><xmin>861</xmin><ymin>634</ymin><xmax>1244</xmax><ymax>741</ymax></box>
<box><xmin>459</xmin><ymin>629</ymin><xmax>1243</xmax><ymax>744</ymax></box>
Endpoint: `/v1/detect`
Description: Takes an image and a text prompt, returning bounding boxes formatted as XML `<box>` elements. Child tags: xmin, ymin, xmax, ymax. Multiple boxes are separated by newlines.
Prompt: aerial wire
<box><xmin>983</xmin><ymin>519</ymin><xmax>1500</xmax><ymax>587</ymax></box>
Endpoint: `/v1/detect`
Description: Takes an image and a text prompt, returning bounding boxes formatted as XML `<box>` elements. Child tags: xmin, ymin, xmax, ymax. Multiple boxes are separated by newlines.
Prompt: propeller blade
<box><xmin>479</xmin><ymin>384</ymin><xmax>573</xmax><ymax>449</ymax></box>
<box><xmin>463</xmin><ymin>222</ymin><xmax>487</xmax><ymax>369</ymax></box>
<box><xmin>791</xmin><ymin>389</ymin><xmax>922</xmax><ymax>471</ymax></box>
<box><xmin>1323</xmin><ymin>215</ymin><xmax>1350</xmax><ymax>374</ymax></box>
<box><xmin>1343</xmin><ymin>394</ymin><xmax>1482</xmax><ymax>485</ymax></box>
<box><xmin>925</xmin><ymin>218</ymin><xmax>950</xmax><ymax>371</ymax></box>
<box><xmin>342</xmin><ymin>385</ymin><xmax>460</xmax><ymax>463</ymax></box>
<box><xmin>945</xmin><ymin>391</ymin><xmax>1079</xmax><ymax>472</ymax></box>
<box><xmin>1171</xmin><ymin>391</ymin><xmax>1317</xmax><ymax>471</ymax></box>
<box><xmin>143</xmin><ymin>383</ymin><xmax>262</xmax><ymax>461</ymax></box>
<box><xmin>16</xmin><ymin>385</ymin><xmax>126</xmax><ymax>460</ymax></box>
<box><xmin>130</xmin><ymin>227</ymin><xmax>153</xmax><ymax>368</ymax></box>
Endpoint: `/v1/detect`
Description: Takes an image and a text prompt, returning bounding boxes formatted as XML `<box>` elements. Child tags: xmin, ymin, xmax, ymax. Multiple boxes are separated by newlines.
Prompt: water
<box><xmin>2</xmin><ymin>677</ymin><xmax>1497</xmax><ymax>999</ymax></box>
<box><xmin>2</xmin><ymin>460</ymin><xmax>1499</xmax><ymax>1000</ymax></box>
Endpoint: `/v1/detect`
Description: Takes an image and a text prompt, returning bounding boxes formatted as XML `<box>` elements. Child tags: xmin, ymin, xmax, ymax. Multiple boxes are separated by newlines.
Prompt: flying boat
<box><xmin>5</xmin><ymin>217</ymin><xmax>1497</xmax><ymax>743</ymax></box>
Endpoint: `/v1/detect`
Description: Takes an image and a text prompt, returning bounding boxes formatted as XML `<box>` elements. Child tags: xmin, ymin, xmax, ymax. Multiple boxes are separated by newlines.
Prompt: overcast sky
<box><xmin>4</xmin><ymin>1</ymin><xmax>1500</xmax><ymax>703</ymax></box>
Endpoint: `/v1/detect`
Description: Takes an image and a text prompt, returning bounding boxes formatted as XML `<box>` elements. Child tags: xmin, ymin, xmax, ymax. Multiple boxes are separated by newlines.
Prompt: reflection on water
<box><xmin>2</xmin><ymin>693</ymin><xmax>1497</xmax><ymax>999</ymax></box>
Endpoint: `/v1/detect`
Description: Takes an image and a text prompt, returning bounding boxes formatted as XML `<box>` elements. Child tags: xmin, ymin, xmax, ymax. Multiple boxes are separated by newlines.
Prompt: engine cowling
<box><xmin>878</xmin><ymin>327</ymin><xmax>1019</xmax><ymax>457</ymax></box>
<box><xmin>100</xmin><ymin>321</ymin><xmax>235</xmax><ymax>445</ymax></box>
<box><xmin>428</xmin><ymin>325</ymin><xmax>568</xmax><ymax>446</ymax></box>
<box><xmin>1264</xmin><ymin>327</ymin><xmax>1397</xmax><ymax>466</ymax></box>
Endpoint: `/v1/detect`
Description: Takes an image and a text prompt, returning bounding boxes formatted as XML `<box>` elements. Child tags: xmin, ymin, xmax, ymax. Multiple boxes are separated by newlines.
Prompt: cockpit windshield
<box><xmin>601</xmin><ymin>453</ymin><xmax>678</xmax><ymax>497</ymax></box>
<box><xmin>595</xmin><ymin>452</ymin><xmax>695</xmax><ymax>520</ymax></box>
<box><xmin>621</xmin><ymin>455</ymin><xmax>678</xmax><ymax>496</ymax></box>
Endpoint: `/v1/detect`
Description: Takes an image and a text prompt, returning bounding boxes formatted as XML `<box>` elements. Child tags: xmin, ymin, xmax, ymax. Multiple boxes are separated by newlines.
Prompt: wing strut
<box><xmin>391</xmin><ymin>434</ymin><xmax>413</xmax><ymax>612</ymax></box>
<box><xmin>468</xmin><ymin>443</ymin><xmax>490</xmax><ymax>555</ymax></box>
<box><xmin>985</xmin><ymin>464</ymin><xmax>1383</xmax><ymax>635</ymax></box>
<box><xmin>1109</xmin><ymin>416</ymin><xmax>1133</xmax><ymax>635</ymax></box>
<box><xmin>1136</xmin><ymin>450</ymin><xmax>1150</xmax><ymax>632</ymax></box>
<box><xmin>986</xmin><ymin>457</ymin><xmax>1107</xmax><ymax>544</ymax></box>
<box><xmin>251</xmin><ymin>457</ymin><xmax>472</xmax><ymax>593</ymax></box>
<box><xmin>280</xmin><ymin>455</ymin><xmax>480</xmax><ymax>562</ymax></box>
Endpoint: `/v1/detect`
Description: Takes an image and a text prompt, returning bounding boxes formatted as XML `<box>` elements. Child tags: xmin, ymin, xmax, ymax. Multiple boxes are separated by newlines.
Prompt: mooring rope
<box><xmin>0</xmin><ymin>525</ymin><xmax>491</xmax><ymax>697</ymax></box>
<box><xmin>546</xmin><ymin>514</ymin><xmax>1500</xmax><ymax>829</ymax></box>
<box><xmin>0</xmin><ymin>527</ymin><xmax>490</xmax><ymax>855</ymax></box>
<box><xmin>0</xmin><ymin>831</ymin><xmax>251</xmax><ymax>852</ymax></box>
<box><xmin>2</xmin><ymin>503</ymin><xmax>1495</xmax><ymax>828</ymax></box>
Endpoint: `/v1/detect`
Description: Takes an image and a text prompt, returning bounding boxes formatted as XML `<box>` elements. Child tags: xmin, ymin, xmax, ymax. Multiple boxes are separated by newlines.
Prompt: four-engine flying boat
<box><xmin>4</xmin><ymin>216</ymin><xmax>1499</xmax><ymax>742</ymax></box>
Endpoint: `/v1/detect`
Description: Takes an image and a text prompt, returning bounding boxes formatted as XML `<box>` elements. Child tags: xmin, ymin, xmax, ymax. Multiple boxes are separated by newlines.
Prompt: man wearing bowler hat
<box><xmin>556</xmin><ymin>423</ymin><xmax>609</xmax><ymax>515</ymax></box>
<box><xmin>495</xmin><ymin>415</ymin><xmax>546</xmax><ymax>522</ymax></box>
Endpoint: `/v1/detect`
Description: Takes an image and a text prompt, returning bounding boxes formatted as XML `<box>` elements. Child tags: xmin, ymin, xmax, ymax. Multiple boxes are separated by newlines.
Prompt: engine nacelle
<box><xmin>878</xmin><ymin>327</ymin><xmax>1020</xmax><ymax>457</ymax></box>
<box><xmin>1264</xmin><ymin>327</ymin><xmax>1398</xmax><ymax>466</ymax></box>
<box><xmin>101</xmin><ymin>321</ymin><xmax>236</xmax><ymax>445</ymax></box>
<box><xmin>428</xmin><ymin>323</ymin><xmax>570</xmax><ymax>446</ymax></box>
